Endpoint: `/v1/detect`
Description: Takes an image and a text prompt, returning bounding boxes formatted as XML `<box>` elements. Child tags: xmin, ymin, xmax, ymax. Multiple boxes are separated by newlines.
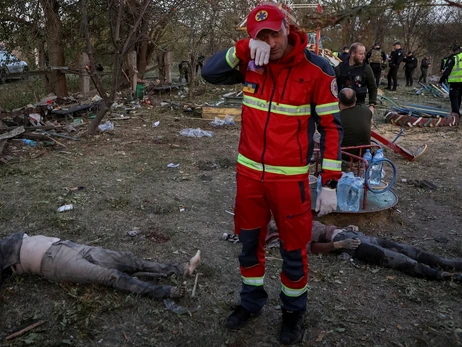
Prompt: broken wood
<box><xmin>201</xmin><ymin>106</ymin><xmax>242</xmax><ymax>122</ymax></box>
<box><xmin>0</xmin><ymin>126</ymin><xmax>25</xmax><ymax>140</ymax></box>
<box><xmin>5</xmin><ymin>320</ymin><xmax>46</xmax><ymax>341</ymax></box>
<box><xmin>191</xmin><ymin>272</ymin><xmax>200</xmax><ymax>298</ymax></box>
<box><xmin>0</xmin><ymin>126</ymin><xmax>56</xmax><ymax>133</ymax></box>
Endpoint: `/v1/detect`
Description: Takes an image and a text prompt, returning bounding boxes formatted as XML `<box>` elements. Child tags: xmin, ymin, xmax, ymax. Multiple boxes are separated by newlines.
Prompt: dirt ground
<box><xmin>1</xmin><ymin>81</ymin><xmax>462</xmax><ymax>347</ymax></box>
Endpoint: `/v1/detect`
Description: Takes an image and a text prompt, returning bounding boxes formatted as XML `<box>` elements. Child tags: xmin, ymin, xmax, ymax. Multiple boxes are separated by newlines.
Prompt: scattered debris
<box><xmin>153</xmin><ymin>121</ymin><xmax>160</xmax><ymax>127</ymax></box>
<box><xmin>5</xmin><ymin>320</ymin><xmax>46</xmax><ymax>341</ymax></box>
<box><xmin>163</xmin><ymin>299</ymin><xmax>200</xmax><ymax>315</ymax></box>
<box><xmin>19</xmin><ymin>139</ymin><xmax>37</xmax><ymax>146</ymax></box>
<box><xmin>385</xmin><ymin>103</ymin><xmax>459</xmax><ymax>128</ymax></box>
<box><xmin>0</xmin><ymin>126</ymin><xmax>25</xmax><ymax>140</ymax></box>
<box><xmin>167</xmin><ymin>163</ymin><xmax>180</xmax><ymax>168</ymax></box>
<box><xmin>98</xmin><ymin>120</ymin><xmax>114</xmax><ymax>132</ymax></box>
<box><xmin>179</xmin><ymin>128</ymin><xmax>214</xmax><ymax>138</ymax></box>
<box><xmin>127</xmin><ymin>228</ymin><xmax>140</xmax><ymax>237</ymax></box>
<box><xmin>57</xmin><ymin>204</ymin><xmax>74</xmax><ymax>213</ymax></box>
<box><xmin>407</xmin><ymin>179</ymin><xmax>437</xmax><ymax>190</ymax></box>
<box><xmin>191</xmin><ymin>273</ymin><xmax>200</xmax><ymax>297</ymax></box>
<box><xmin>210</xmin><ymin>115</ymin><xmax>235</xmax><ymax>127</ymax></box>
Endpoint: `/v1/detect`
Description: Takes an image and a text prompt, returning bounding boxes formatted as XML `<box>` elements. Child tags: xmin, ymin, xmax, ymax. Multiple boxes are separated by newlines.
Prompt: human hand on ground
<box><xmin>249</xmin><ymin>39</ymin><xmax>270</xmax><ymax>66</ymax></box>
<box><xmin>338</xmin><ymin>238</ymin><xmax>361</xmax><ymax>250</ymax></box>
<box><xmin>315</xmin><ymin>187</ymin><xmax>337</xmax><ymax>217</ymax></box>
<box><xmin>369</xmin><ymin>105</ymin><xmax>375</xmax><ymax>115</ymax></box>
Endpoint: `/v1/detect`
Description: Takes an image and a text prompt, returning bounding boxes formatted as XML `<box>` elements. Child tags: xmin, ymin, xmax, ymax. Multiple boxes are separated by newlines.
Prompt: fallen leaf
<box><xmin>387</xmin><ymin>276</ymin><xmax>396</xmax><ymax>280</ymax></box>
<box><xmin>335</xmin><ymin>328</ymin><xmax>346</xmax><ymax>333</ymax></box>
<box><xmin>316</xmin><ymin>331</ymin><xmax>328</xmax><ymax>342</ymax></box>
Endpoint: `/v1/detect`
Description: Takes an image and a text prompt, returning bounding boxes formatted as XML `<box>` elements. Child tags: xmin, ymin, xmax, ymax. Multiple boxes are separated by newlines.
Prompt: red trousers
<box><xmin>234</xmin><ymin>174</ymin><xmax>312</xmax><ymax>312</ymax></box>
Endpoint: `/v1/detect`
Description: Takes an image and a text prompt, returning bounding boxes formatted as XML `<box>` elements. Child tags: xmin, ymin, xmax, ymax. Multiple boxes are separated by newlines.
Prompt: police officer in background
<box><xmin>403</xmin><ymin>51</ymin><xmax>418</xmax><ymax>87</ymax></box>
<box><xmin>339</xmin><ymin>46</ymin><xmax>350</xmax><ymax>63</ymax></box>
<box><xmin>418</xmin><ymin>55</ymin><xmax>431</xmax><ymax>84</ymax></box>
<box><xmin>366</xmin><ymin>43</ymin><xmax>387</xmax><ymax>87</ymax></box>
<box><xmin>335</xmin><ymin>42</ymin><xmax>377</xmax><ymax>115</ymax></box>
<box><xmin>440</xmin><ymin>45</ymin><xmax>462</xmax><ymax>116</ymax></box>
<box><xmin>385</xmin><ymin>41</ymin><xmax>404</xmax><ymax>91</ymax></box>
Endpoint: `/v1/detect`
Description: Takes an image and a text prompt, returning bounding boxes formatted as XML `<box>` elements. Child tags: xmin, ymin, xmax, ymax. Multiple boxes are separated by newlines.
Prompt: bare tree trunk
<box><xmin>188</xmin><ymin>53</ymin><xmax>196</xmax><ymax>99</ymax></box>
<box><xmin>40</xmin><ymin>0</ymin><xmax>68</xmax><ymax>97</ymax></box>
<box><xmin>137</xmin><ymin>19</ymin><xmax>150</xmax><ymax>76</ymax></box>
<box><xmin>38</xmin><ymin>40</ymin><xmax>52</xmax><ymax>93</ymax></box>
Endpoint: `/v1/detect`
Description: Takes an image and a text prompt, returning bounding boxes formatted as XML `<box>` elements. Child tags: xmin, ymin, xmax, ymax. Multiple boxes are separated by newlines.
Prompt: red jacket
<box><xmin>202</xmin><ymin>27</ymin><xmax>343</xmax><ymax>184</ymax></box>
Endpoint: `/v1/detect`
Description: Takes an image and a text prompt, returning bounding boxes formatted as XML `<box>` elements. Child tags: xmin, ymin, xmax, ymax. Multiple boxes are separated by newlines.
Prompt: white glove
<box><xmin>249</xmin><ymin>39</ymin><xmax>270</xmax><ymax>66</ymax></box>
<box><xmin>315</xmin><ymin>187</ymin><xmax>337</xmax><ymax>217</ymax></box>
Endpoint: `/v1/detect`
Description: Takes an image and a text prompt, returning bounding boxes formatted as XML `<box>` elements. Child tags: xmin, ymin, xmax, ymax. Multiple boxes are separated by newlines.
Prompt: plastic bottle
<box><xmin>370</xmin><ymin>149</ymin><xmax>384</xmax><ymax>185</ymax></box>
<box><xmin>19</xmin><ymin>139</ymin><xmax>37</xmax><ymax>146</ymax></box>
<box><xmin>346</xmin><ymin>177</ymin><xmax>364</xmax><ymax>212</ymax></box>
<box><xmin>362</xmin><ymin>149</ymin><xmax>373</xmax><ymax>180</ymax></box>
<box><xmin>337</xmin><ymin>172</ymin><xmax>355</xmax><ymax>211</ymax></box>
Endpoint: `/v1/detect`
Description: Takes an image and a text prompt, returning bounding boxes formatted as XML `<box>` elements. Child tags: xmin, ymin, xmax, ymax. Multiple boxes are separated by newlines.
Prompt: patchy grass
<box><xmin>1</xmin><ymin>83</ymin><xmax>462</xmax><ymax>346</ymax></box>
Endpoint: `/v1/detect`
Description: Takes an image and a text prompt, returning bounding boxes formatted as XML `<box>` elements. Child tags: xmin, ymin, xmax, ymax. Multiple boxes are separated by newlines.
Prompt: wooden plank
<box><xmin>202</xmin><ymin>106</ymin><xmax>242</xmax><ymax>122</ymax></box>
<box><xmin>0</xmin><ymin>126</ymin><xmax>25</xmax><ymax>140</ymax></box>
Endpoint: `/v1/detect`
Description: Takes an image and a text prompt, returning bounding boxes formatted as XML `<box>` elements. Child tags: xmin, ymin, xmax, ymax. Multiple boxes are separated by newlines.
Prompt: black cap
<box><xmin>374</xmin><ymin>42</ymin><xmax>380</xmax><ymax>47</ymax></box>
<box><xmin>408</xmin><ymin>51</ymin><xmax>412</xmax><ymax>54</ymax></box>
<box><xmin>394</xmin><ymin>41</ymin><xmax>401</xmax><ymax>45</ymax></box>
<box><xmin>453</xmin><ymin>44</ymin><xmax>462</xmax><ymax>52</ymax></box>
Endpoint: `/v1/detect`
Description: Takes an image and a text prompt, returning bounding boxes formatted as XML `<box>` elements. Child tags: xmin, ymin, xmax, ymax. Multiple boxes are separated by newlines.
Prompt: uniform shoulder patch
<box><xmin>330</xmin><ymin>79</ymin><xmax>338</xmax><ymax>98</ymax></box>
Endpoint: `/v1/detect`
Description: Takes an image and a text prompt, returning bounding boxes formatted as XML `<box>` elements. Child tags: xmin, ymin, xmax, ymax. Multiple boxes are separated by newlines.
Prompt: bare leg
<box><xmin>183</xmin><ymin>250</ymin><xmax>201</xmax><ymax>277</ymax></box>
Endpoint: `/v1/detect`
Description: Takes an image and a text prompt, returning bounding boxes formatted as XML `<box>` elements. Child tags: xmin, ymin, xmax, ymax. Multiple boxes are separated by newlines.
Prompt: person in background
<box><xmin>335</xmin><ymin>42</ymin><xmax>377</xmax><ymax>115</ymax></box>
<box><xmin>339</xmin><ymin>46</ymin><xmax>350</xmax><ymax>63</ymax></box>
<box><xmin>385</xmin><ymin>41</ymin><xmax>404</xmax><ymax>91</ymax></box>
<box><xmin>418</xmin><ymin>55</ymin><xmax>431</xmax><ymax>84</ymax></box>
<box><xmin>366</xmin><ymin>43</ymin><xmax>387</xmax><ymax>87</ymax></box>
<box><xmin>338</xmin><ymin>88</ymin><xmax>372</xmax><ymax>158</ymax></box>
<box><xmin>403</xmin><ymin>51</ymin><xmax>418</xmax><ymax>87</ymax></box>
<box><xmin>440</xmin><ymin>45</ymin><xmax>462</xmax><ymax>117</ymax></box>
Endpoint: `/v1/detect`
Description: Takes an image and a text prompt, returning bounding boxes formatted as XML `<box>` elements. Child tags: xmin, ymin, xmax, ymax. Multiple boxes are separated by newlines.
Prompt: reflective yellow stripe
<box><xmin>322</xmin><ymin>158</ymin><xmax>341</xmax><ymax>172</ymax></box>
<box><xmin>243</xmin><ymin>95</ymin><xmax>311</xmax><ymax>116</ymax></box>
<box><xmin>281</xmin><ymin>284</ymin><xmax>307</xmax><ymax>297</ymax></box>
<box><xmin>226</xmin><ymin>47</ymin><xmax>239</xmax><ymax>69</ymax></box>
<box><xmin>316</xmin><ymin>102</ymin><xmax>340</xmax><ymax>116</ymax></box>
<box><xmin>242</xmin><ymin>276</ymin><xmax>265</xmax><ymax>286</ymax></box>
<box><xmin>449</xmin><ymin>53</ymin><xmax>462</xmax><ymax>83</ymax></box>
<box><xmin>238</xmin><ymin>153</ymin><xmax>309</xmax><ymax>176</ymax></box>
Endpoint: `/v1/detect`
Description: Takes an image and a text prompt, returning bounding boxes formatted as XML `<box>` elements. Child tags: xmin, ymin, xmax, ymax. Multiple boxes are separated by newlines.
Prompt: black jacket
<box><xmin>334</xmin><ymin>61</ymin><xmax>378</xmax><ymax>105</ymax></box>
<box><xmin>389</xmin><ymin>48</ymin><xmax>404</xmax><ymax>68</ymax></box>
<box><xmin>421</xmin><ymin>58</ymin><xmax>430</xmax><ymax>69</ymax></box>
<box><xmin>0</xmin><ymin>232</ymin><xmax>24</xmax><ymax>288</ymax></box>
<box><xmin>403</xmin><ymin>56</ymin><xmax>418</xmax><ymax>70</ymax></box>
<box><xmin>339</xmin><ymin>52</ymin><xmax>349</xmax><ymax>63</ymax></box>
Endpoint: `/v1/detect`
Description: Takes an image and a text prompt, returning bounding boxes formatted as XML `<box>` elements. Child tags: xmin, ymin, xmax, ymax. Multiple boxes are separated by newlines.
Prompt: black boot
<box><xmin>226</xmin><ymin>305</ymin><xmax>259</xmax><ymax>330</ymax></box>
<box><xmin>280</xmin><ymin>310</ymin><xmax>305</xmax><ymax>345</ymax></box>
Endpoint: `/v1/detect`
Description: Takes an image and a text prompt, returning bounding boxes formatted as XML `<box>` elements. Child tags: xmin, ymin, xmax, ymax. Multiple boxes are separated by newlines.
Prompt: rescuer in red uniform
<box><xmin>202</xmin><ymin>3</ymin><xmax>343</xmax><ymax>344</ymax></box>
